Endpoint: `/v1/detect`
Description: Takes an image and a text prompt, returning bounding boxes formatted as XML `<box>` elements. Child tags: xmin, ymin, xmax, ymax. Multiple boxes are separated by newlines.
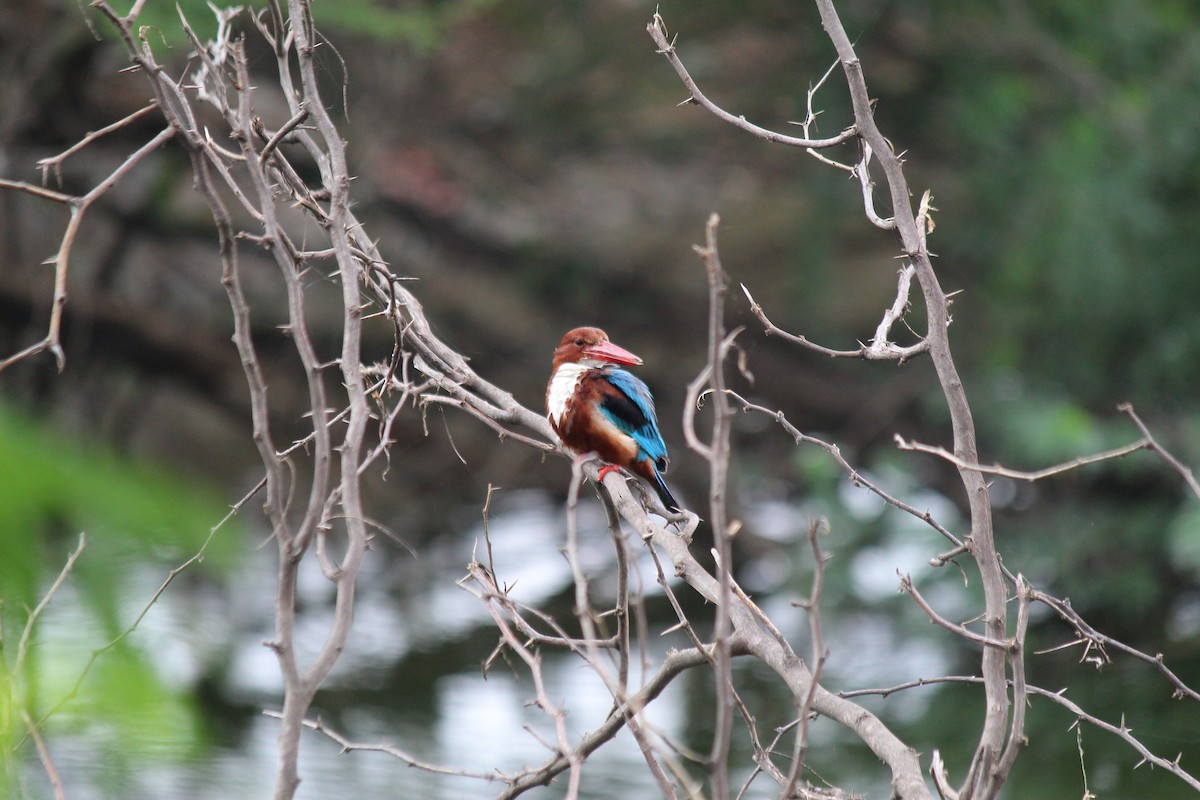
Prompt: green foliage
<box><xmin>980</xmin><ymin>381</ymin><xmax>1109</xmax><ymax>464</ymax></box>
<box><xmin>928</xmin><ymin>1</ymin><xmax>1200</xmax><ymax>408</ymax></box>
<box><xmin>0</xmin><ymin>405</ymin><xmax>240</xmax><ymax>792</ymax></box>
<box><xmin>0</xmin><ymin>405</ymin><xmax>237</xmax><ymax>614</ymax></box>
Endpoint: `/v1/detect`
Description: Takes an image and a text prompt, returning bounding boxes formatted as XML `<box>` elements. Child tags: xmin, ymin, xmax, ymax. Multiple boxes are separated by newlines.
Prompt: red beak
<box><xmin>585</xmin><ymin>339</ymin><xmax>643</xmax><ymax>366</ymax></box>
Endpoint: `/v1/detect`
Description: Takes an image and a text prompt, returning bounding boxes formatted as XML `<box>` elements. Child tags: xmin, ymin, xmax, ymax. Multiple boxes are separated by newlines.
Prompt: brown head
<box><xmin>551</xmin><ymin>327</ymin><xmax>643</xmax><ymax>371</ymax></box>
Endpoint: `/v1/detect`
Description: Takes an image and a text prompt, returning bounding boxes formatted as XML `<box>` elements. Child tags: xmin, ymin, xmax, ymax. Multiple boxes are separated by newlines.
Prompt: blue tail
<box><xmin>651</xmin><ymin>469</ymin><xmax>680</xmax><ymax>512</ymax></box>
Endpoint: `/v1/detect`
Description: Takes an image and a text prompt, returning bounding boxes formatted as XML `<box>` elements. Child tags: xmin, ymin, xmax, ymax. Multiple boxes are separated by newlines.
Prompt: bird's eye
<box><xmin>574</xmin><ymin>339</ymin><xmax>585</xmax><ymax>347</ymax></box>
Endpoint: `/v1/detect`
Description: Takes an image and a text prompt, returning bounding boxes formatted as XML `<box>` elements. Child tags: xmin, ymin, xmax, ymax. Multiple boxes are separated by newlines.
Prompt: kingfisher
<box><xmin>546</xmin><ymin>326</ymin><xmax>680</xmax><ymax>512</ymax></box>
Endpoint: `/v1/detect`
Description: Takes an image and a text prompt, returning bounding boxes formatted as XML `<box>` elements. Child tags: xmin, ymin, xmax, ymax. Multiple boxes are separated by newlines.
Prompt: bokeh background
<box><xmin>2</xmin><ymin>0</ymin><xmax>1200</xmax><ymax>797</ymax></box>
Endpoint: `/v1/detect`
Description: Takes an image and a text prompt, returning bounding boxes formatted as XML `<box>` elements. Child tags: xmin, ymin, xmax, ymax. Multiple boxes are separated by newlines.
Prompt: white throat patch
<box><xmin>547</xmin><ymin>362</ymin><xmax>593</xmax><ymax>426</ymax></box>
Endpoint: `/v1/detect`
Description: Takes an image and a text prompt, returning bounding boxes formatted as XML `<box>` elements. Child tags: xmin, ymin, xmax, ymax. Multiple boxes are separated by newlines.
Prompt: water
<box><xmin>26</xmin><ymin>484</ymin><xmax>1183</xmax><ymax>800</ymax></box>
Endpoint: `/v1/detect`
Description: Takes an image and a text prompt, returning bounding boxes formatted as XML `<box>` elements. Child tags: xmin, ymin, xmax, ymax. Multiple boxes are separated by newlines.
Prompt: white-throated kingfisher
<box><xmin>546</xmin><ymin>327</ymin><xmax>680</xmax><ymax>512</ymax></box>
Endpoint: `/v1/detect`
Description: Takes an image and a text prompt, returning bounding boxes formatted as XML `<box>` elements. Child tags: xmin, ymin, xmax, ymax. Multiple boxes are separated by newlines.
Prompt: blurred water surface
<box><xmin>11</xmin><ymin>486</ymin><xmax>958</xmax><ymax>800</ymax></box>
<box><xmin>11</xmin><ymin>481</ymin><xmax>1200</xmax><ymax>799</ymax></box>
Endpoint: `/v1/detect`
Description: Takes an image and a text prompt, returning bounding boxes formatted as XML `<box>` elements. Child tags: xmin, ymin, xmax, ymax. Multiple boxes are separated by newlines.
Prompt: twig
<box><xmin>726</xmin><ymin>391</ymin><xmax>965</xmax><ymax>551</ymax></box>
<box><xmin>35</xmin><ymin>102</ymin><xmax>160</xmax><ymax>184</ymax></box>
<box><xmin>258</xmin><ymin>102</ymin><xmax>309</xmax><ymax>163</ymax></box>
<box><xmin>743</xmin><ymin>272</ymin><xmax>928</xmax><ymax>362</ymax></box>
<box><xmin>262</xmin><ymin>710</ymin><xmax>505</xmax><ymax>781</ymax></box>
<box><xmin>779</xmin><ymin>519</ymin><xmax>831</xmax><ymax>800</ymax></box>
<box><xmin>15</xmin><ymin>534</ymin><xmax>87</xmax><ymax>673</ymax></box>
<box><xmin>8</xmin><ymin>533</ymin><xmax>86</xmax><ymax>798</ymax></box>
<box><xmin>0</xmin><ymin>125</ymin><xmax>176</xmax><ymax>373</ymax></box>
<box><xmin>692</xmin><ymin>213</ymin><xmax>737</xmax><ymax>800</ymax></box>
<box><xmin>647</xmin><ymin>14</ymin><xmax>858</xmax><ymax>151</ymax></box>
<box><xmin>854</xmin><ymin>140</ymin><xmax>896</xmax><ymax>230</ymax></box>
<box><xmin>1119</xmin><ymin>403</ymin><xmax>1200</xmax><ymax>499</ymax></box>
<box><xmin>899</xmin><ymin>573</ymin><xmax>1014</xmax><ymax>652</ymax></box>
<box><xmin>479</xmin><ymin>571</ymin><xmax>584</xmax><ymax>798</ymax></box>
<box><xmin>33</xmin><ymin>484</ymin><xmax>248</xmax><ymax>731</ymax></box>
<box><xmin>989</xmin><ymin>576</ymin><xmax>1033</xmax><ymax>798</ymax></box>
<box><xmin>1031</xmin><ymin>589</ymin><xmax>1200</xmax><ymax>704</ymax></box>
<box><xmin>894</xmin><ymin>434</ymin><xmax>1151</xmax><ymax>482</ymax></box>
<box><xmin>19</xmin><ymin>706</ymin><xmax>65</xmax><ymax>800</ymax></box>
<box><xmin>1040</xmin><ymin>690</ymin><xmax>1200</xmax><ymax>793</ymax></box>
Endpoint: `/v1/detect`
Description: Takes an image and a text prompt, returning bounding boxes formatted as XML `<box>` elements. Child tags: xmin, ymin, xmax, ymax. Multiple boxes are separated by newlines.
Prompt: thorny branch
<box><xmin>1120</xmin><ymin>403</ymin><xmax>1200</xmax><ymax>499</ymax></box>
<box><xmin>742</xmin><ymin>264</ymin><xmax>929</xmax><ymax>362</ymax></box>
<box><xmin>692</xmin><ymin>213</ymin><xmax>738</xmax><ymax>800</ymax></box>
<box><xmin>648</xmin><ymin>14</ymin><xmax>858</xmax><ymax>151</ymax></box>
<box><xmin>648</xmin><ymin>5</ymin><xmax>1005</xmax><ymax>797</ymax></box>
<box><xmin>894</xmin><ymin>433</ymin><xmax>1151</xmax><ymax>482</ymax></box>
<box><xmin>4</xmin><ymin>1</ymin><xmax>1200</xmax><ymax>799</ymax></box>
<box><xmin>725</xmin><ymin>391</ymin><xmax>966</xmax><ymax>551</ymax></box>
<box><xmin>779</xmin><ymin>520</ymin><xmax>831</xmax><ymax>800</ymax></box>
<box><xmin>841</xmin><ymin>674</ymin><xmax>1200</xmax><ymax>794</ymax></box>
<box><xmin>648</xmin><ymin>4</ymin><xmax>1200</xmax><ymax>800</ymax></box>
<box><xmin>0</xmin><ymin>126</ymin><xmax>176</xmax><ymax>373</ymax></box>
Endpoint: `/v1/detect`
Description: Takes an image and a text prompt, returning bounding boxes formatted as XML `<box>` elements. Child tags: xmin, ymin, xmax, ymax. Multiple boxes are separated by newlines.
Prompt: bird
<box><xmin>546</xmin><ymin>326</ymin><xmax>680</xmax><ymax>512</ymax></box>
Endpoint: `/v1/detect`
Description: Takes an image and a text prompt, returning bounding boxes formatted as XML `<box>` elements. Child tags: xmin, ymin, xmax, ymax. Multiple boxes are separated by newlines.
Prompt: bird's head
<box><xmin>553</xmin><ymin>327</ymin><xmax>643</xmax><ymax>369</ymax></box>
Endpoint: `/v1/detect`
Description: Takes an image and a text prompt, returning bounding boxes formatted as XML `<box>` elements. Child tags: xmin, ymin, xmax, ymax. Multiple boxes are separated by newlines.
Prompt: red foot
<box><xmin>596</xmin><ymin>464</ymin><xmax>622</xmax><ymax>481</ymax></box>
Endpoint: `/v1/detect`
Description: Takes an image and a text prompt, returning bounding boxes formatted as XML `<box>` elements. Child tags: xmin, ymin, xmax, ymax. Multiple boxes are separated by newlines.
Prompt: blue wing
<box><xmin>597</xmin><ymin>368</ymin><xmax>670</xmax><ymax>471</ymax></box>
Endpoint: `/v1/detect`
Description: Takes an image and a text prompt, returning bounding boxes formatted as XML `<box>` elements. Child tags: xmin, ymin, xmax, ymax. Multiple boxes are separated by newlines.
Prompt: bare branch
<box><xmin>258</xmin><ymin>102</ymin><xmax>310</xmax><ymax>163</ymax></box>
<box><xmin>742</xmin><ymin>281</ymin><xmax>928</xmax><ymax>361</ymax></box>
<box><xmin>899</xmin><ymin>573</ymin><xmax>1014</xmax><ymax>652</ymax></box>
<box><xmin>804</xmin><ymin>3</ymin><xmax>1010</xmax><ymax>793</ymax></box>
<box><xmin>991</xmin><ymin>577</ymin><xmax>1033</xmax><ymax>795</ymax></box>
<box><xmin>262</xmin><ymin>710</ymin><xmax>506</xmax><ymax>781</ymax></box>
<box><xmin>1031</xmin><ymin>589</ymin><xmax>1200</xmax><ymax>704</ymax></box>
<box><xmin>779</xmin><ymin>519</ymin><xmax>831</xmax><ymax>800</ymax></box>
<box><xmin>0</xmin><ymin>178</ymin><xmax>76</xmax><ymax>204</ymax></box>
<box><xmin>1030</xmin><ymin>686</ymin><xmax>1200</xmax><ymax>793</ymax></box>
<box><xmin>14</xmin><ymin>3</ymin><xmax>1190</xmax><ymax>798</ymax></box>
<box><xmin>0</xmin><ymin>125</ymin><xmax>175</xmax><ymax>373</ymax></box>
<box><xmin>1119</xmin><ymin>403</ymin><xmax>1200</xmax><ymax>499</ymax></box>
<box><xmin>15</xmin><ymin>534</ymin><xmax>87</xmax><ymax>674</ymax></box>
<box><xmin>35</xmin><ymin>102</ymin><xmax>160</xmax><ymax>184</ymax></box>
<box><xmin>727</xmin><ymin>391</ymin><xmax>965</xmax><ymax>551</ymax></box>
<box><xmin>894</xmin><ymin>434</ymin><xmax>1151</xmax><ymax>482</ymax></box>
<box><xmin>845</xmin><ymin>673</ymin><xmax>1200</xmax><ymax>793</ymax></box>
<box><xmin>31</xmin><ymin>484</ymin><xmax>249</xmax><ymax>733</ymax></box>
<box><xmin>692</xmin><ymin>213</ymin><xmax>738</xmax><ymax>800</ymax></box>
<box><xmin>646</xmin><ymin>13</ymin><xmax>858</xmax><ymax>150</ymax></box>
<box><xmin>855</xmin><ymin>141</ymin><xmax>897</xmax><ymax>230</ymax></box>
<box><xmin>606</xmin><ymin>471</ymin><xmax>931</xmax><ymax>799</ymax></box>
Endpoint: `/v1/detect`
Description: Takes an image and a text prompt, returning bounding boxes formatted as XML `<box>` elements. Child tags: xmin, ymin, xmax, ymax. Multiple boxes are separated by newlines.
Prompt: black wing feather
<box><xmin>600</xmin><ymin>389</ymin><xmax>651</xmax><ymax>431</ymax></box>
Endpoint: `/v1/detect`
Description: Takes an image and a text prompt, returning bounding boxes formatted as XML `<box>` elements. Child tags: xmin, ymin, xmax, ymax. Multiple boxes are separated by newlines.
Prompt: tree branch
<box><xmin>647</xmin><ymin>14</ymin><xmax>858</xmax><ymax>151</ymax></box>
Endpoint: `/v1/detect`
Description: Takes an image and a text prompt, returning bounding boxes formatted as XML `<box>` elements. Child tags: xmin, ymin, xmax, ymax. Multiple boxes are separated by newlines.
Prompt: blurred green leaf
<box><xmin>0</xmin><ymin>404</ymin><xmax>240</xmax><ymax>785</ymax></box>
